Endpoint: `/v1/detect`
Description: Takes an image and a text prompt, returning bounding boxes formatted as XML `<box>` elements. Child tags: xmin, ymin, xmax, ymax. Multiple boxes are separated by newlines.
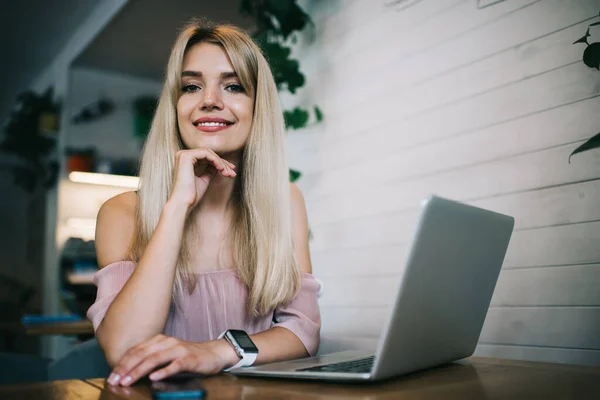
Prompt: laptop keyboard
<box><xmin>297</xmin><ymin>356</ymin><xmax>375</xmax><ymax>374</ymax></box>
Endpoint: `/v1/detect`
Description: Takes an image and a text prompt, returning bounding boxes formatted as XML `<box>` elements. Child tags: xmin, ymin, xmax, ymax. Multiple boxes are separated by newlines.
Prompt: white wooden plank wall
<box><xmin>288</xmin><ymin>0</ymin><xmax>600</xmax><ymax>366</ymax></box>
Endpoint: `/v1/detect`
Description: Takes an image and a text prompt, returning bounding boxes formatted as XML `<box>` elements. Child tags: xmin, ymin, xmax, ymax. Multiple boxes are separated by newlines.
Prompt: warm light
<box><xmin>66</xmin><ymin>218</ymin><xmax>97</xmax><ymax>230</ymax></box>
<box><xmin>68</xmin><ymin>171</ymin><xmax>139</xmax><ymax>188</ymax></box>
<box><xmin>66</xmin><ymin>218</ymin><xmax>97</xmax><ymax>241</ymax></box>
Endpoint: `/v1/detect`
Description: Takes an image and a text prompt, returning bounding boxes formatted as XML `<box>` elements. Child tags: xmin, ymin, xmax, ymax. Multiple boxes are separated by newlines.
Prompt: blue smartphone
<box><xmin>151</xmin><ymin>379</ymin><xmax>206</xmax><ymax>399</ymax></box>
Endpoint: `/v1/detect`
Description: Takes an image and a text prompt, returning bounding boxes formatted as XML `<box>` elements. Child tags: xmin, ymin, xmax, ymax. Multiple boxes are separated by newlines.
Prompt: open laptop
<box><xmin>230</xmin><ymin>194</ymin><xmax>515</xmax><ymax>381</ymax></box>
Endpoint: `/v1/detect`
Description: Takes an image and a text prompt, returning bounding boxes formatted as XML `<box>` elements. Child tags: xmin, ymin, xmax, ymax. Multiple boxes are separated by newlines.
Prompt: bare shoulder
<box><xmin>95</xmin><ymin>191</ymin><xmax>138</xmax><ymax>268</ymax></box>
<box><xmin>290</xmin><ymin>182</ymin><xmax>306</xmax><ymax>207</ymax></box>
<box><xmin>289</xmin><ymin>183</ymin><xmax>312</xmax><ymax>273</ymax></box>
<box><xmin>290</xmin><ymin>182</ymin><xmax>308</xmax><ymax>221</ymax></box>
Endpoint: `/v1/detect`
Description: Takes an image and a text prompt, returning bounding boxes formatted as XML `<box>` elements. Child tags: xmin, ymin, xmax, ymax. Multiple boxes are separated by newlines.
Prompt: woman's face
<box><xmin>177</xmin><ymin>42</ymin><xmax>254</xmax><ymax>158</ymax></box>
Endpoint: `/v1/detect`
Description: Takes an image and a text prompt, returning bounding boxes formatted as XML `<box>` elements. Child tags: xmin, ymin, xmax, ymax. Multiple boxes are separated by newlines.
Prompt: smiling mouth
<box><xmin>192</xmin><ymin>120</ymin><xmax>234</xmax><ymax>133</ymax></box>
<box><xmin>192</xmin><ymin>121</ymin><xmax>233</xmax><ymax>127</ymax></box>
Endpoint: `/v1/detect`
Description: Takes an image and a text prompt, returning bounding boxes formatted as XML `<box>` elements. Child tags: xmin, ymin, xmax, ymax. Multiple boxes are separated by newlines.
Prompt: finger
<box><xmin>208</xmin><ymin>150</ymin><xmax>230</xmax><ymax>173</ymax></box>
<box><xmin>180</xmin><ymin>149</ymin><xmax>226</xmax><ymax>172</ymax></box>
<box><xmin>225</xmin><ymin>160</ymin><xmax>236</xmax><ymax>169</ymax></box>
<box><xmin>205</xmin><ymin>150</ymin><xmax>237</xmax><ymax>176</ymax></box>
<box><xmin>180</xmin><ymin>149</ymin><xmax>235</xmax><ymax>177</ymax></box>
<box><xmin>215</xmin><ymin>157</ymin><xmax>235</xmax><ymax>177</ymax></box>
<box><xmin>222</xmin><ymin>159</ymin><xmax>237</xmax><ymax>175</ymax></box>
<box><xmin>111</xmin><ymin>336</ymin><xmax>164</xmax><ymax>376</ymax></box>
<box><xmin>111</xmin><ymin>336</ymin><xmax>176</xmax><ymax>383</ymax></box>
<box><xmin>121</xmin><ymin>345</ymin><xmax>188</xmax><ymax>387</ymax></box>
<box><xmin>149</xmin><ymin>358</ymin><xmax>188</xmax><ymax>381</ymax></box>
<box><xmin>223</xmin><ymin>166</ymin><xmax>236</xmax><ymax>177</ymax></box>
<box><xmin>110</xmin><ymin>335</ymin><xmax>165</xmax><ymax>381</ymax></box>
<box><xmin>197</xmin><ymin>148</ymin><xmax>227</xmax><ymax>172</ymax></box>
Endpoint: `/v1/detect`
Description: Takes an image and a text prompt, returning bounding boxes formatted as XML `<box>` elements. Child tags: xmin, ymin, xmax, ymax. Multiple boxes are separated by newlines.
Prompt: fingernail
<box><xmin>107</xmin><ymin>373</ymin><xmax>120</xmax><ymax>385</ymax></box>
<box><xmin>149</xmin><ymin>372</ymin><xmax>159</xmax><ymax>381</ymax></box>
<box><xmin>120</xmin><ymin>376</ymin><xmax>133</xmax><ymax>386</ymax></box>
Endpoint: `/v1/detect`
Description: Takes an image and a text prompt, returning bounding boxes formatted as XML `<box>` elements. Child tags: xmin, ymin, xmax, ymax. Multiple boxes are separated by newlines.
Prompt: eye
<box><xmin>181</xmin><ymin>83</ymin><xmax>200</xmax><ymax>93</ymax></box>
<box><xmin>226</xmin><ymin>84</ymin><xmax>245</xmax><ymax>93</ymax></box>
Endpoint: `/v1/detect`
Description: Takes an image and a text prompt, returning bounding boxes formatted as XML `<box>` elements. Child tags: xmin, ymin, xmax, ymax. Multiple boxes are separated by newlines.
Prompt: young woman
<box><xmin>87</xmin><ymin>20</ymin><xmax>321</xmax><ymax>387</ymax></box>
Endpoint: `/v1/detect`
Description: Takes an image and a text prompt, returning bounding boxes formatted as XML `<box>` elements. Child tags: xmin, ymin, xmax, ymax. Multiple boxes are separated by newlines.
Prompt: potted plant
<box><xmin>0</xmin><ymin>87</ymin><xmax>60</xmax><ymax>192</ymax></box>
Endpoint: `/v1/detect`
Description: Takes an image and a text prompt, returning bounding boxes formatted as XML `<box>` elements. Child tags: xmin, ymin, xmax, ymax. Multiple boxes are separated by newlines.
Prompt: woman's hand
<box><xmin>107</xmin><ymin>334</ymin><xmax>239</xmax><ymax>386</ymax></box>
<box><xmin>169</xmin><ymin>148</ymin><xmax>236</xmax><ymax>211</ymax></box>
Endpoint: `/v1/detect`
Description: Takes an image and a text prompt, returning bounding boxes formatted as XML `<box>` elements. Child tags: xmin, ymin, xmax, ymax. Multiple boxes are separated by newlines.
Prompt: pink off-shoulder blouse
<box><xmin>86</xmin><ymin>261</ymin><xmax>321</xmax><ymax>356</ymax></box>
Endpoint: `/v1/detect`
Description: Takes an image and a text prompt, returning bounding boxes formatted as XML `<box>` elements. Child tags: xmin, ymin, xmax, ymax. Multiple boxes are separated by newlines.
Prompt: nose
<box><xmin>199</xmin><ymin>85</ymin><xmax>223</xmax><ymax>111</ymax></box>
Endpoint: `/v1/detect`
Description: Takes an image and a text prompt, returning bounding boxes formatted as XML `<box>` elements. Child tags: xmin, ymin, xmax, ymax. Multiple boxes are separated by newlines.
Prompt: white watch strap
<box><xmin>223</xmin><ymin>357</ymin><xmax>245</xmax><ymax>372</ymax></box>
<box><xmin>218</xmin><ymin>330</ymin><xmax>258</xmax><ymax>372</ymax></box>
<box><xmin>224</xmin><ymin>351</ymin><xmax>257</xmax><ymax>372</ymax></box>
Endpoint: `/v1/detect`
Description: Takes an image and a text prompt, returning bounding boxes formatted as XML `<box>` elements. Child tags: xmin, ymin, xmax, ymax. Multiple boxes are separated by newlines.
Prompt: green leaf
<box><xmin>573</xmin><ymin>28</ymin><xmax>590</xmax><ymax>45</ymax></box>
<box><xmin>283</xmin><ymin>107</ymin><xmax>309</xmax><ymax>130</ymax></box>
<box><xmin>569</xmin><ymin>132</ymin><xmax>600</xmax><ymax>163</ymax></box>
<box><xmin>314</xmin><ymin>106</ymin><xmax>323</xmax><ymax>122</ymax></box>
<box><xmin>247</xmin><ymin>0</ymin><xmax>311</xmax><ymax>95</ymax></box>
<box><xmin>265</xmin><ymin>0</ymin><xmax>311</xmax><ymax>39</ymax></box>
<box><xmin>259</xmin><ymin>40</ymin><xmax>305</xmax><ymax>94</ymax></box>
<box><xmin>289</xmin><ymin>168</ymin><xmax>302</xmax><ymax>182</ymax></box>
<box><xmin>583</xmin><ymin>42</ymin><xmax>600</xmax><ymax>70</ymax></box>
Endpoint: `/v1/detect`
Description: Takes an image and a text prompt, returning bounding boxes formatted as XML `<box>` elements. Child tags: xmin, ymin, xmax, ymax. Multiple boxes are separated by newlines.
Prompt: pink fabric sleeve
<box><xmin>86</xmin><ymin>261</ymin><xmax>136</xmax><ymax>331</ymax></box>
<box><xmin>272</xmin><ymin>273</ymin><xmax>322</xmax><ymax>356</ymax></box>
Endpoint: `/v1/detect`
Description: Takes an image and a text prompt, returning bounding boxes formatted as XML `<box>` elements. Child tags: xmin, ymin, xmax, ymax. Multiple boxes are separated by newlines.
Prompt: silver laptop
<box><xmin>231</xmin><ymin>195</ymin><xmax>515</xmax><ymax>381</ymax></box>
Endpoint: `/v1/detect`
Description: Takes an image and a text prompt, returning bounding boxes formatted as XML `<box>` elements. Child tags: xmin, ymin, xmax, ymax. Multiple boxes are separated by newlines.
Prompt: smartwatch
<box><xmin>218</xmin><ymin>329</ymin><xmax>259</xmax><ymax>371</ymax></box>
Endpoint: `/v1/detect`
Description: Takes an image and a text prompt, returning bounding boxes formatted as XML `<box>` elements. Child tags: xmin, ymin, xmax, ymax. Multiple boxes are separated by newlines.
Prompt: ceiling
<box><xmin>0</xmin><ymin>0</ymin><xmax>98</xmax><ymax>122</ymax></box>
<box><xmin>73</xmin><ymin>0</ymin><xmax>254</xmax><ymax>80</ymax></box>
<box><xmin>0</xmin><ymin>0</ymin><xmax>254</xmax><ymax>123</ymax></box>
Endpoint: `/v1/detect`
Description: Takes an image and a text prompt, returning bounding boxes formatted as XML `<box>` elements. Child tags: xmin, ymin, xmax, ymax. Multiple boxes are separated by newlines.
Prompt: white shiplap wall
<box><xmin>287</xmin><ymin>0</ymin><xmax>600</xmax><ymax>366</ymax></box>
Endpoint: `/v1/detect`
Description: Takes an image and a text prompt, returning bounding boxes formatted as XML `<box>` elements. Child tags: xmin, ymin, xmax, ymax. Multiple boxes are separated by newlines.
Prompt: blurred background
<box><xmin>0</xmin><ymin>0</ymin><xmax>599</xmax><ymax>369</ymax></box>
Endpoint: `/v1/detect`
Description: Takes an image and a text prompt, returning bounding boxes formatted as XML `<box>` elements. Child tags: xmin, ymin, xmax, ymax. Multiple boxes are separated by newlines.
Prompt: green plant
<box><xmin>133</xmin><ymin>96</ymin><xmax>159</xmax><ymax>139</ymax></box>
<box><xmin>240</xmin><ymin>0</ymin><xmax>323</xmax><ymax>182</ymax></box>
<box><xmin>569</xmin><ymin>10</ymin><xmax>600</xmax><ymax>163</ymax></box>
<box><xmin>0</xmin><ymin>87</ymin><xmax>60</xmax><ymax>192</ymax></box>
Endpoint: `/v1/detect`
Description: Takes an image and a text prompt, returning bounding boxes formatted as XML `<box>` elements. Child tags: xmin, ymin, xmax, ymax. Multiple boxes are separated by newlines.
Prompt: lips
<box><xmin>193</xmin><ymin>116</ymin><xmax>233</xmax><ymax>126</ymax></box>
<box><xmin>193</xmin><ymin>116</ymin><xmax>234</xmax><ymax>132</ymax></box>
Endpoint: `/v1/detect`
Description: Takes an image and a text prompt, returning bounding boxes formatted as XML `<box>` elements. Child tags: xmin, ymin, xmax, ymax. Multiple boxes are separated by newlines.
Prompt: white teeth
<box><xmin>197</xmin><ymin>122</ymin><xmax>228</xmax><ymax>126</ymax></box>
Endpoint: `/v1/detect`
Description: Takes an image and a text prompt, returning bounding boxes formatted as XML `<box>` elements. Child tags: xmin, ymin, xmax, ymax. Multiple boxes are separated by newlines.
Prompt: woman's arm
<box><xmin>111</xmin><ymin>325</ymin><xmax>309</xmax><ymax>386</ymax></box>
<box><xmin>95</xmin><ymin>149</ymin><xmax>237</xmax><ymax>366</ymax></box>
<box><xmin>106</xmin><ymin>183</ymin><xmax>318</xmax><ymax>386</ymax></box>
<box><xmin>95</xmin><ymin>194</ymin><xmax>189</xmax><ymax>366</ymax></box>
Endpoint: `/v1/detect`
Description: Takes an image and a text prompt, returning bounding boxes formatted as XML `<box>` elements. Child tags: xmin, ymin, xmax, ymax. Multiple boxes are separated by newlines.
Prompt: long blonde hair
<box><xmin>130</xmin><ymin>19</ymin><xmax>300</xmax><ymax>316</ymax></box>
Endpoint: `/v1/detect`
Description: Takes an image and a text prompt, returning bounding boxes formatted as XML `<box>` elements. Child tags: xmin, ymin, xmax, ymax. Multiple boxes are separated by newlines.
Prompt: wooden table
<box><xmin>0</xmin><ymin>379</ymin><xmax>121</xmax><ymax>399</ymax></box>
<box><xmin>1</xmin><ymin>357</ymin><xmax>599</xmax><ymax>399</ymax></box>
<box><xmin>0</xmin><ymin>320</ymin><xmax>94</xmax><ymax>336</ymax></box>
<box><xmin>22</xmin><ymin>320</ymin><xmax>94</xmax><ymax>336</ymax></box>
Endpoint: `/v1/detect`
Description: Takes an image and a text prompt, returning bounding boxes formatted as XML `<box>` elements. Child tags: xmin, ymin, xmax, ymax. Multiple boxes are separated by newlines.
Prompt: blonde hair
<box><xmin>130</xmin><ymin>19</ymin><xmax>300</xmax><ymax>316</ymax></box>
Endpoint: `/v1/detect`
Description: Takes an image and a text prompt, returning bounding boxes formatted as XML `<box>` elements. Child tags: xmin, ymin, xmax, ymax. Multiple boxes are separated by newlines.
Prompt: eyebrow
<box><xmin>181</xmin><ymin>71</ymin><xmax>238</xmax><ymax>79</ymax></box>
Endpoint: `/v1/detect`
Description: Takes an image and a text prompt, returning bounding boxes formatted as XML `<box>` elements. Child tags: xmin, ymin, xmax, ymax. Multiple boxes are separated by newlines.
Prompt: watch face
<box><xmin>229</xmin><ymin>330</ymin><xmax>258</xmax><ymax>352</ymax></box>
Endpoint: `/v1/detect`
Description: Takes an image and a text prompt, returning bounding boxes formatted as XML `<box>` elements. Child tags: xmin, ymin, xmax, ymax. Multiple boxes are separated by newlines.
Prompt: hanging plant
<box><xmin>240</xmin><ymin>0</ymin><xmax>324</xmax><ymax>182</ymax></box>
<box><xmin>569</xmin><ymin>10</ymin><xmax>600</xmax><ymax>163</ymax></box>
<box><xmin>0</xmin><ymin>87</ymin><xmax>60</xmax><ymax>192</ymax></box>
